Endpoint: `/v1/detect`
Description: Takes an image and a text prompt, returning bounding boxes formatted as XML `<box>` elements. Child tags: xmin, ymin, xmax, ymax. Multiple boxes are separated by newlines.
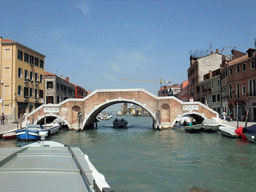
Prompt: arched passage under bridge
<box><xmin>82</xmin><ymin>98</ymin><xmax>156</xmax><ymax>129</ymax></box>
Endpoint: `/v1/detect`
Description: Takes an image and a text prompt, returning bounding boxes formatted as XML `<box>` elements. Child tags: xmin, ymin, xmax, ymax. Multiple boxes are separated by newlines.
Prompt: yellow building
<box><xmin>0</xmin><ymin>37</ymin><xmax>45</xmax><ymax>121</ymax></box>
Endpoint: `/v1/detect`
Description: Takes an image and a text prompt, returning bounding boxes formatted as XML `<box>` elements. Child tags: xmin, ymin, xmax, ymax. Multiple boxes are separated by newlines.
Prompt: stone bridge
<box><xmin>25</xmin><ymin>89</ymin><xmax>219</xmax><ymax>130</ymax></box>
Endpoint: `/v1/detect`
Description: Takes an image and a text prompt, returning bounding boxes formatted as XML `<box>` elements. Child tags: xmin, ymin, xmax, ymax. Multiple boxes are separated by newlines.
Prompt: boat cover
<box><xmin>235</xmin><ymin>126</ymin><xmax>247</xmax><ymax>139</ymax></box>
<box><xmin>243</xmin><ymin>124</ymin><xmax>256</xmax><ymax>134</ymax></box>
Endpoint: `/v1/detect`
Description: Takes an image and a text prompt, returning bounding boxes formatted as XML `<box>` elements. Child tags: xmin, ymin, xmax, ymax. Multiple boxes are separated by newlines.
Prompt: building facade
<box><xmin>0</xmin><ymin>37</ymin><xmax>45</xmax><ymax>120</ymax></box>
<box><xmin>179</xmin><ymin>80</ymin><xmax>188</xmax><ymax>102</ymax></box>
<box><xmin>44</xmin><ymin>72</ymin><xmax>76</xmax><ymax>104</ymax></box>
<box><xmin>187</xmin><ymin>49</ymin><xmax>224</xmax><ymax>102</ymax></box>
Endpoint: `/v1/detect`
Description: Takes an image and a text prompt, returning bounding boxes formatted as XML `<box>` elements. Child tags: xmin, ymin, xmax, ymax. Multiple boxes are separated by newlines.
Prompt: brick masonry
<box><xmin>26</xmin><ymin>89</ymin><xmax>219</xmax><ymax>129</ymax></box>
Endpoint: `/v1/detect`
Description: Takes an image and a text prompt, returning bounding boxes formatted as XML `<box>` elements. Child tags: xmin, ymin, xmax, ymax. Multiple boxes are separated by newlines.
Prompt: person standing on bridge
<box><xmin>189</xmin><ymin>97</ymin><xmax>194</xmax><ymax>102</ymax></box>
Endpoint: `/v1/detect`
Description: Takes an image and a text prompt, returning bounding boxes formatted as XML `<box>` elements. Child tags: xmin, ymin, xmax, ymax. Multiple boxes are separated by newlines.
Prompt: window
<box><xmin>4</xmin><ymin>85</ymin><xmax>10</xmax><ymax>96</ymax></box>
<box><xmin>254</xmin><ymin>79</ymin><xmax>256</xmax><ymax>96</ymax></box>
<box><xmin>39</xmin><ymin>90</ymin><xmax>44</xmax><ymax>98</ymax></box>
<box><xmin>236</xmin><ymin>82</ymin><xmax>240</xmax><ymax>98</ymax></box>
<box><xmin>230</xmin><ymin>68</ymin><xmax>233</xmax><ymax>75</ymax></box>
<box><xmin>30</xmin><ymin>55</ymin><xmax>34</xmax><ymax>65</ymax></box>
<box><xmin>30</xmin><ymin>88</ymin><xmax>33</xmax><ymax>97</ymax></box>
<box><xmin>218</xmin><ymin>79</ymin><xmax>221</xmax><ymax>87</ymax></box>
<box><xmin>4</xmin><ymin>49</ymin><xmax>11</xmax><ymax>59</ymax></box>
<box><xmin>46</xmin><ymin>96</ymin><xmax>54</xmax><ymax>104</ymax></box>
<box><xmin>24</xmin><ymin>70</ymin><xmax>28</xmax><ymax>80</ymax></box>
<box><xmin>212</xmin><ymin>95</ymin><xmax>216</xmax><ymax>102</ymax></box>
<box><xmin>251</xmin><ymin>60</ymin><xmax>255</xmax><ymax>69</ymax></box>
<box><xmin>18</xmin><ymin>85</ymin><xmax>22</xmax><ymax>96</ymax></box>
<box><xmin>40</xmin><ymin>74</ymin><xmax>43</xmax><ymax>83</ymax></box>
<box><xmin>40</xmin><ymin>60</ymin><xmax>44</xmax><ymax>68</ymax></box>
<box><xmin>57</xmin><ymin>83</ymin><xmax>60</xmax><ymax>90</ymax></box>
<box><xmin>249</xmin><ymin>80</ymin><xmax>252</xmax><ymax>96</ymax></box>
<box><xmin>47</xmin><ymin>81</ymin><xmax>53</xmax><ymax>89</ymax></box>
<box><xmin>211</xmin><ymin>82</ymin><xmax>213</xmax><ymax>89</ymax></box>
<box><xmin>229</xmin><ymin>84</ymin><xmax>232</xmax><ymax>99</ymax></box>
<box><xmin>237</xmin><ymin>66</ymin><xmax>240</xmax><ymax>73</ymax></box>
<box><xmin>217</xmin><ymin>94</ymin><xmax>220</xmax><ymax>102</ymax></box>
<box><xmin>242</xmin><ymin>86</ymin><xmax>246</xmax><ymax>94</ymax></box>
<box><xmin>30</xmin><ymin>71</ymin><xmax>33</xmax><ymax>81</ymax></box>
<box><xmin>243</xmin><ymin>63</ymin><xmax>246</xmax><ymax>71</ymax></box>
<box><xmin>24</xmin><ymin>53</ymin><xmax>29</xmax><ymax>63</ymax></box>
<box><xmin>35</xmin><ymin>57</ymin><xmax>39</xmax><ymax>66</ymax></box>
<box><xmin>35</xmin><ymin>89</ymin><xmax>38</xmax><ymax>98</ymax></box>
<box><xmin>35</xmin><ymin>73</ymin><xmax>38</xmax><ymax>82</ymax></box>
<box><xmin>18</xmin><ymin>50</ymin><xmax>23</xmax><ymax>61</ymax></box>
<box><xmin>24</xmin><ymin>87</ymin><xmax>29</xmax><ymax>98</ymax></box>
<box><xmin>4</xmin><ymin>67</ymin><xmax>10</xmax><ymax>77</ymax></box>
<box><xmin>18</xmin><ymin>68</ymin><xmax>22</xmax><ymax>78</ymax></box>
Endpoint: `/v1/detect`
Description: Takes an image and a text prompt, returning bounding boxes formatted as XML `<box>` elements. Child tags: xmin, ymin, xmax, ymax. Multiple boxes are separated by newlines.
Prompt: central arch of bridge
<box><xmin>82</xmin><ymin>98</ymin><xmax>156</xmax><ymax>129</ymax></box>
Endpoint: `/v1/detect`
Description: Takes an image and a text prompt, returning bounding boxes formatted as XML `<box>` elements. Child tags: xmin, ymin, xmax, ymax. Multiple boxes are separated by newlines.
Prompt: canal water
<box><xmin>1</xmin><ymin>115</ymin><xmax>256</xmax><ymax>192</ymax></box>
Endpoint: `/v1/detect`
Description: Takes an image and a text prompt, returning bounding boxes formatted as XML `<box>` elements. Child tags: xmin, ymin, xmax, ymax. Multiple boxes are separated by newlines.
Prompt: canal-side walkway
<box><xmin>0</xmin><ymin>122</ymin><xmax>19</xmax><ymax>137</ymax></box>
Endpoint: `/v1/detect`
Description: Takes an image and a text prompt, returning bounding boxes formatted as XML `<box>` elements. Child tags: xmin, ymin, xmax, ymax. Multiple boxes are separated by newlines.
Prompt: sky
<box><xmin>1</xmin><ymin>0</ymin><xmax>256</xmax><ymax>95</ymax></box>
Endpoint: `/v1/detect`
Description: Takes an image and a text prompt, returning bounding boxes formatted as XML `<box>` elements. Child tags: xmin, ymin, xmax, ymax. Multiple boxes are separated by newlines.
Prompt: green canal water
<box><xmin>1</xmin><ymin>115</ymin><xmax>256</xmax><ymax>192</ymax></box>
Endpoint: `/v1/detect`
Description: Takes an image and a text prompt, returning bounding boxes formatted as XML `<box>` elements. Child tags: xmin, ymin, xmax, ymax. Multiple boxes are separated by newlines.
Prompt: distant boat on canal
<box><xmin>113</xmin><ymin>118</ymin><xmax>128</xmax><ymax>128</ymax></box>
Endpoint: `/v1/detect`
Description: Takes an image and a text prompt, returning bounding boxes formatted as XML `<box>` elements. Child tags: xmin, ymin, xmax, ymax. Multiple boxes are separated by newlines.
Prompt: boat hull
<box><xmin>113</xmin><ymin>121</ymin><xmax>128</xmax><ymax>128</ymax></box>
<box><xmin>184</xmin><ymin>124</ymin><xmax>202</xmax><ymax>133</ymax></box>
<box><xmin>16</xmin><ymin>129</ymin><xmax>41</xmax><ymax>140</ymax></box>
<box><xmin>218</xmin><ymin>126</ymin><xmax>238</xmax><ymax>138</ymax></box>
<box><xmin>202</xmin><ymin>125</ymin><xmax>219</xmax><ymax>132</ymax></box>
<box><xmin>243</xmin><ymin>133</ymin><xmax>256</xmax><ymax>144</ymax></box>
<box><xmin>2</xmin><ymin>132</ymin><xmax>16</xmax><ymax>139</ymax></box>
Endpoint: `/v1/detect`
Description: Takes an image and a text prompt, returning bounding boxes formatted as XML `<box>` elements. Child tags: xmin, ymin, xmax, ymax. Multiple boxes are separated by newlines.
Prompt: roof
<box><xmin>1</xmin><ymin>38</ymin><xmax>46</xmax><ymax>57</ymax></box>
<box><xmin>227</xmin><ymin>54</ymin><xmax>248</xmax><ymax>66</ymax></box>
<box><xmin>2</xmin><ymin>39</ymin><xmax>13</xmax><ymax>42</ymax></box>
<box><xmin>44</xmin><ymin>71</ymin><xmax>56</xmax><ymax>76</ymax></box>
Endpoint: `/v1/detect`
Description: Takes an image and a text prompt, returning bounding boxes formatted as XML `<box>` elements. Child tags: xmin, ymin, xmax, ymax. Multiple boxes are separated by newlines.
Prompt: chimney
<box><xmin>216</xmin><ymin>49</ymin><xmax>219</xmax><ymax>53</ymax></box>
<box><xmin>209</xmin><ymin>70</ymin><xmax>212</xmax><ymax>78</ymax></box>
<box><xmin>66</xmin><ymin>77</ymin><xmax>69</xmax><ymax>82</ymax></box>
<box><xmin>210</xmin><ymin>51</ymin><xmax>213</xmax><ymax>54</ymax></box>
<box><xmin>0</xmin><ymin>37</ymin><xmax>2</xmax><ymax>43</ymax></box>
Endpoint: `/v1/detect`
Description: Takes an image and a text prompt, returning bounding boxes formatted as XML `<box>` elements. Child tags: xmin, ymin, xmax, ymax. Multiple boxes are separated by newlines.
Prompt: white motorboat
<box><xmin>0</xmin><ymin>141</ymin><xmax>113</xmax><ymax>192</ymax></box>
<box><xmin>218</xmin><ymin>125</ymin><xmax>238</xmax><ymax>138</ymax></box>
<box><xmin>202</xmin><ymin>119</ymin><xmax>220</xmax><ymax>132</ymax></box>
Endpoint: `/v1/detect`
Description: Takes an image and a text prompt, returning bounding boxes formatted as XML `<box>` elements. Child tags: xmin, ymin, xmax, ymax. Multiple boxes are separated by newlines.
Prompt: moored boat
<box><xmin>184</xmin><ymin>123</ymin><xmax>202</xmax><ymax>133</ymax></box>
<box><xmin>0</xmin><ymin>141</ymin><xmax>113</xmax><ymax>192</ymax></box>
<box><xmin>42</xmin><ymin>123</ymin><xmax>60</xmax><ymax>136</ymax></box>
<box><xmin>202</xmin><ymin>119</ymin><xmax>219</xmax><ymax>132</ymax></box>
<box><xmin>16</xmin><ymin>123</ymin><xmax>60</xmax><ymax>141</ymax></box>
<box><xmin>218</xmin><ymin>125</ymin><xmax>238</xmax><ymax>138</ymax></box>
<box><xmin>2</xmin><ymin>131</ymin><xmax>16</xmax><ymax>139</ymax></box>
<box><xmin>113</xmin><ymin>118</ymin><xmax>128</xmax><ymax>128</ymax></box>
<box><xmin>15</xmin><ymin>124</ymin><xmax>43</xmax><ymax>140</ymax></box>
<box><xmin>243</xmin><ymin>124</ymin><xmax>256</xmax><ymax>144</ymax></box>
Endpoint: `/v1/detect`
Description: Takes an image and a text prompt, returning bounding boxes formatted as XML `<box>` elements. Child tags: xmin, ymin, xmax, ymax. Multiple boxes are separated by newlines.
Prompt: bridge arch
<box><xmin>171</xmin><ymin>111</ymin><xmax>207</xmax><ymax>127</ymax></box>
<box><xmin>35</xmin><ymin>114</ymin><xmax>71</xmax><ymax>129</ymax></box>
<box><xmin>82</xmin><ymin>98</ymin><xmax>156</xmax><ymax>129</ymax></box>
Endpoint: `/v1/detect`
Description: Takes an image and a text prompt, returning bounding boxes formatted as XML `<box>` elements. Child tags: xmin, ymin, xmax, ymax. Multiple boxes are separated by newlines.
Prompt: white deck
<box><xmin>0</xmin><ymin>143</ymin><xmax>112</xmax><ymax>192</ymax></box>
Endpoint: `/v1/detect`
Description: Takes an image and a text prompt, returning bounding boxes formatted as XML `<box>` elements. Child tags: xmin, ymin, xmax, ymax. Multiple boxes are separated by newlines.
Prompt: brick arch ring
<box><xmin>35</xmin><ymin>114</ymin><xmax>71</xmax><ymax>128</ymax></box>
<box><xmin>82</xmin><ymin>98</ymin><xmax>157</xmax><ymax>128</ymax></box>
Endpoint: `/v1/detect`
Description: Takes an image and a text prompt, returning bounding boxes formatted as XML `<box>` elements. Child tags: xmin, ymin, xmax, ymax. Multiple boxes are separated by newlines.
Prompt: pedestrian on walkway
<box><xmin>1</xmin><ymin>113</ymin><xmax>5</xmax><ymax>125</ymax></box>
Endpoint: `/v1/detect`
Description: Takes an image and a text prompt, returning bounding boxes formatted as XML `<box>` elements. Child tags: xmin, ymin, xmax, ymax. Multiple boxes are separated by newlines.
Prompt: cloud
<box><xmin>112</xmin><ymin>65</ymin><xmax>121</xmax><ymax>73</ymax></box>
<box><xmin>143</xmin><ymin>42</ymin><xmax>158</xmax><ymax>51</ymax></box>
<box><xmin>75</xmin><ymin>1</ymin><xmax>90</xmax><ymax>15</ymax></box>
<box><xmin>104</xmin><ymin>75</ymin><xmax>116</xmax><ymax>81</ymax></box>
